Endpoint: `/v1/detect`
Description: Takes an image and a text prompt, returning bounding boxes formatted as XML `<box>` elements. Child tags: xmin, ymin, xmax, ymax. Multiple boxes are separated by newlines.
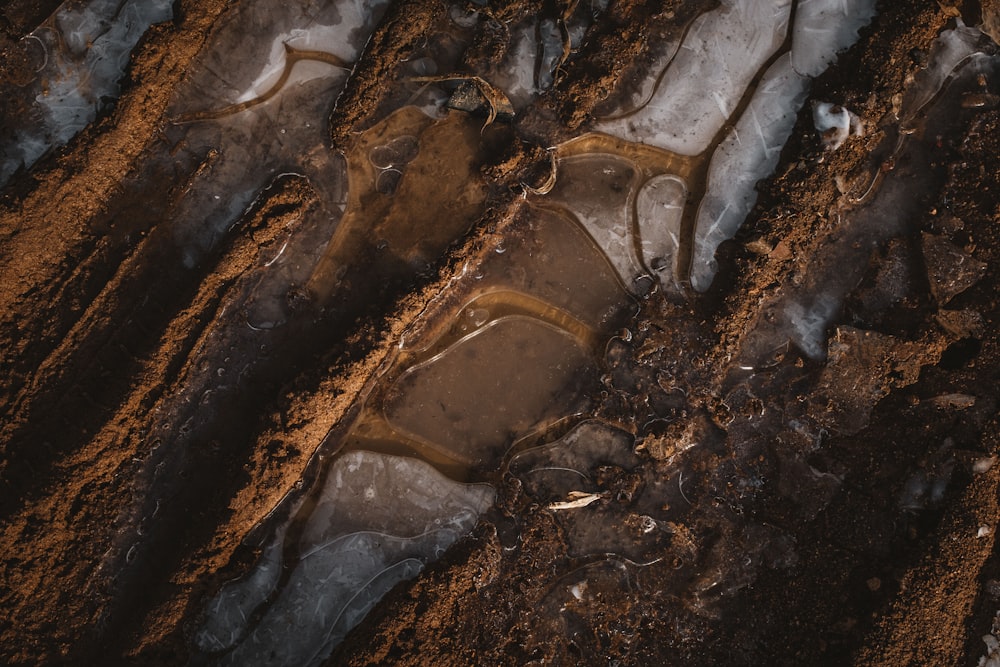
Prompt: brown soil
<box><xmin>1</xmin><ymin>0</ymin><xmax>999</xmax><ymax>665</ymax></box>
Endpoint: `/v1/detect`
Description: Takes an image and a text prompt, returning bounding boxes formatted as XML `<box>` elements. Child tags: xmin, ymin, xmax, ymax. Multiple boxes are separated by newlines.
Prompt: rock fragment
<box><xmin>922</xmin><ymin>232</ymin><xmax>988</xmax><ymax>305</ymax></box>
<box><xmin>813</xmin><ymin>327</ymin><xmax>940</xmax><ymax>435</ymax></box>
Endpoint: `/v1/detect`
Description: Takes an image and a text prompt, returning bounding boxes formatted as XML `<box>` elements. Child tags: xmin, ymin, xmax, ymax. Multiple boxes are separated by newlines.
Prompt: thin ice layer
<box><xmin>231</xmin><ymin>0</ymin><xmax>390</xmax><ymax>103</ymax></box>
<box><xmin>691</xmin><ymin>55</ymin><xmax>809</xmax><ymax>291</ymax></box>
<box><xmin>688</xmin><ymin>1</ymin><xmax>875</xmax><ymax>291</ymax></box>
<box><xmin>595</xmin><ymin>0</ymin><xmax>792</xmax><ymax>155</ymax></box>
<box><xmin>636</xmin><ymin>175</ymin><xmax>686</xmax><ymax>283</ymax></box>
<box><xmin>898</xmin><ymin>23</ymin><xmax>988</xmax><ymax>126</ymax></box>
<box><xmin>0</xmin><ymin>0</ymin><xmax>173</xmax><ymax>186</ymax></box>
<box><xmin>207</xmin><ymin>451</ymin><xmax>494</xmax><ymax>666</ymax></box>
<box><xmin>510</xmin><ymin>420</ymin><xmax>638</xmax><ymax>503</ymax></box>
<box><xmin>300</xmin><ymin>450</ymin><xmax>495</xmax><ymax>546</ymax></box>
<box><xmin>790</xmin><ymin>0</ymin><xmax>877</xmax><ymax>77</ymax></box>
<box><xmin>509</xmin><ymin>421</ymin><xmax>662</xmax><ymax>559</ymax></box>
<box><xmin>221</xmin><ymin>531</ymin><xmax>445</xmax><ymax>667</ymax></box>
<box><xmin>384</xmin><ymin>316</ymin><xmax>592</xmax><ymax>466</ymax></box>
<box><xmin>741</xmin><ymin>26</ymin><xmax>995</xmax><ymax>362</ymax></box>
<box><xmin>545</xmin><ymin>154</ymin><xmax>646</xmax><ymax>289</ymax></box>
<box><xmin>194</xmin><ymin>539</ymin><xmax>284</xmax><ymax>652</ymax></box>
<box><xmin>476</xmin><ymin>206</ymin><xmax>630</xmax><ymax>332</ymax></box>
<box><xmin>156</xmin><ymin>0</ymin><xmax>398</xmax><ymax>268</ymax></box>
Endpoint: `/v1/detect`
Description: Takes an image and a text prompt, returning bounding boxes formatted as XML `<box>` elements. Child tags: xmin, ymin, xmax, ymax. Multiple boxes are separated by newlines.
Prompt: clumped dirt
<box><xmin>1</xmin><ymin>0</ymin><xmax>999</xmax><ymax>665</ymax></box>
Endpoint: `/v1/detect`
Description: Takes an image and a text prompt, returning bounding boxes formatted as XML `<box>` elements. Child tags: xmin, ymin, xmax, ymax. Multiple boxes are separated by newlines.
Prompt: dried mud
<box><xmin>1</xmin><ymin>0</ymin><xmax>999</xmax><ymax>665</ymax></box>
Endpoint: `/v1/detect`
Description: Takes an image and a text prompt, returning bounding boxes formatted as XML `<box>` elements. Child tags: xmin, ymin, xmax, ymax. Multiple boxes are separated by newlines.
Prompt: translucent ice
<box><xmin>790</xmin><ymin>0</ymin><xmax>877</xmax><ymax>77</ymax></box>
<box><xmin>156</xmin><ymin>0</ymin><xmax>394</xmax><ymax>268</ymax></box>
<box><xmin>195</xmin><ymin>539</ymin><xmax>284</xmax><ymax>652</ymax></box>
<box><xmin>384</xmin><ymin>316</ymin><xmax>592</xmax><ymax>466</ymax></box>
<box><xmin>232</xmin><ymin>0</ymin><xmax>387</xmax><ymax>106</ymax></box>
<box><xmin>596</xmin><ymin>0</ymin><xmax>793</xmax><ymax>156</ymax></box>
<box><xmin>784</xmin><ymin>293</ymin><xmax>842</xmax><ymax>360</ymax></box>
<box><xmin>691</xmin><ymin>55</ymin><xmax>809</xmax><ymax>291</ymax></box>
<box><xmin>899</xmin><ymin>23</ymin><xmax>989</xmax><ymax>127</ymax></box>
<box><xmin>510</xmin><ymin>421</ymin><xmax>666</xmax><ymax>559</ymax></box>
<box><xmin>0</xmin><ymin>0</ymin><xmax>173</xmax><ymax>186</ymax></box>
<box><xmin>510</xmin><ymin>420</ymin><xmax>638</xmax><ymax>503</ymax></box>
<box><xmin>205</xmin><ymin>451</ymin><xmax>494</xmax><ymax>666</ymax></box>
<box><xmin>636</xmin><ymin>175</ymin><xmax>686</xmax><ymax>283</ymax></box>
<box><xmin>584</xmin><ymin>0</ymin><xmax>878</xmax><ymax>291</ymax></box>
<box><xmin>301</xmin><ymin>450</ymin><xmax>495</xmax><ymax>545</ymax></box>
<box><xmin>544</xmin><ymin>154</ymin><xmax>647</xmax><ymax>287</ymax></box>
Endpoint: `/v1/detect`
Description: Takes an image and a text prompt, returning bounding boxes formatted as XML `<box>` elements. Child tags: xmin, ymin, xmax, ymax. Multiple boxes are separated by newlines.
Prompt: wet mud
<box><xmin>1</xmin><ymin>0</ymin><xmax>1000</xmax><ymax>665</ymax></box>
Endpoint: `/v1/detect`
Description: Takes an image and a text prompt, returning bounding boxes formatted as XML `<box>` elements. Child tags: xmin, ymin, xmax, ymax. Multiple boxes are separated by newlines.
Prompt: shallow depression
<box><xmin>187</xmin><ymin>0</ymin><xmax>891</xmax><ymax>661</ymax></box>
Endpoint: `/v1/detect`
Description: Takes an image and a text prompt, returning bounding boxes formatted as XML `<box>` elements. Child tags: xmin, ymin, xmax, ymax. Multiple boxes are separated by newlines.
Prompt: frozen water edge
<box><xmin>690</xmin><ymin>54</ymin><xmax>809</xmax><ymax>292</ymax></box>
<box><xmin>0</xmin><ymin>0</ymin><xmax>173</xmax><ymax>187</ymax></box>
<box><xmin>596</xmin><ymin>0</ymin><xmax>793</xmax><ymax>156</ymax></box>
<box><xmin>201</xmin><ymin>451</ymin><xmax>495</xmax><ymax>666</ymax></box>
<box><xmin>578</xmin><ymin>0</ymin><xmax>879</xmax><ymax>292</ymax></box>
<box><xmin>193</xmin><ymin>0</ymin><xmax>893</xmax><ymax>658</ymax></box>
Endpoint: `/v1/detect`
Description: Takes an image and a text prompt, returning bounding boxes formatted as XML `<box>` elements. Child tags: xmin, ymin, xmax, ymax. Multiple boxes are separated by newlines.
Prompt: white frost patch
<box><xmin>596</xmin><ymin>0</ymin><xmax>793</xmax><ymax>155</ymax></box>
<box><xmin>690</xmin><ymin>55</ymin><xmax>809</xmax><ymax>291</ymax></box>
<box><xmin>812</xmin><ymin>101</ymin><xmax>864</xmax><ymax>150</ymax></box>
<box><xmin>206</xmin><ymin>451</ymin><xmax>494</xmax><ymax>665</ymax></box>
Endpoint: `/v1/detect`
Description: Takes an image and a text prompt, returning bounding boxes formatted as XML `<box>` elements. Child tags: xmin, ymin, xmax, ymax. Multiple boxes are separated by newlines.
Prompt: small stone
<box><xmin>935</xmin><ymin>309</ymin><xmax>985</xmax><ymax>338</ymax></box>
<box><xmin>866</xmin><ymin>577</ymin><xmax>881</xmax><ymax>592</ymax></box>
<box><xmin>927</xmin><ymin>393</ymin><xmax>977</xmax><ymax>409</ymax></box>
<box><xmin>922</xmin><ymin>233</ymin><xmax>988</xmax><ymax>305</ymax></box>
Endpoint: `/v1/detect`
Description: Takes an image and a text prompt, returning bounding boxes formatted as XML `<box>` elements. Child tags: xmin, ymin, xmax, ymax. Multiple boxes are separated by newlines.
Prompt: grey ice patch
<box><xmin>597</xmin><ymin>0</ymin><xmax>793</xmax><ymax>156</ymax></box>
<box><xmin>194</xmin><ymin>539</ymin><xmax>285</xmax><ymax>652</ymax></box>
<box><xmin>790</xmin><ymin>0</ymin><xmax>877</xmax><ymax>77</ymax></box>
<box><xmin>784</xmin><ymin>293</ymin><xmax>840</xmax><ymax>360</ymax></box>
<box><xmin>201</xmin><ymin>451</ymin><xmax>494</xmax><ymax>665</ymax></box>
<box><xmin>691</xmin><ymin>55</ymin><xmax>809</xmax><ymax>291</ymax></box>
<box><xmin>0</xmin><ymin>0</ymin><xmax>174</xmax><ymax>186</ymax></box>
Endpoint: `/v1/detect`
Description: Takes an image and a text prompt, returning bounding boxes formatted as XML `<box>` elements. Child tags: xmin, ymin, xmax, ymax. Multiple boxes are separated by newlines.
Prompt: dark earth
<box><xmin>2</xmin><ymin>0</ymin><xmax>1000</xmax><ymax>664</ymax></box>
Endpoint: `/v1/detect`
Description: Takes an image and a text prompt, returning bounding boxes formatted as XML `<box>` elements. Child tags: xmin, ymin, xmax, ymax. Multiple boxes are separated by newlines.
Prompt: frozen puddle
<box><xmin>196</xmin><ymin>451</ymin><xmax>494</xmax><ymax>665</ymax></box>
<box><xmin>583</xmin><ymin>0</ymin><xmax>876</xmax><ymax>291</ymax></box>
<box><xmin>190</xmin><ymin>0</ymin><xmax>887</xmax><ymax>661</ymax></box>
